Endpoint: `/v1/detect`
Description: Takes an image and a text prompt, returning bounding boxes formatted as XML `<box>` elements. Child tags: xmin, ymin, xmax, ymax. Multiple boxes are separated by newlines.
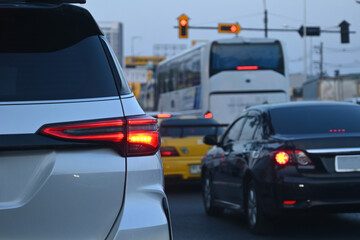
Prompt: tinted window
<box><xmin>0</xmin><ymin>36</ymin><xmax>118</xmax><ymax>101</ymax></box>
<box><xmin>159</xmin><ymin>127</ymin><xmax>182</xmax><ymax>138</ymax></box>
<box><xmin>210</xmin><ymin>43</ymin><xmax>284</xmax><ymax>76</ymax></box>
<box><xmin>160</xmin><ymin>126</ymin><xmax>223</xmax><ymax>138</ymax></box>
<box><xmin>240</xmin><ymin>116</ymin><xmax>258</xmax><ymax>141</ymax></box>
<box><xmin>270</xmin><ymin>105</ymin><xmax>360</xmax><ymax>135</ymax></box>
<box><xmin>223</xmin><ymin>117</ymin><xmax>245</xmax><ymax>144</ymax></box>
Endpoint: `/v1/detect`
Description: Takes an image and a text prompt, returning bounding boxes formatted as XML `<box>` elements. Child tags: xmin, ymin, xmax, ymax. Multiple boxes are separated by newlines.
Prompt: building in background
<box><xmin>98</xmin><ymin>21</ymin><xmax>123</xmax><ymax>66</ymax></box>
<box><xmin>153</xmin><ymin>44</ymin><xmax>187</xmax><ymax>58</ymax></box>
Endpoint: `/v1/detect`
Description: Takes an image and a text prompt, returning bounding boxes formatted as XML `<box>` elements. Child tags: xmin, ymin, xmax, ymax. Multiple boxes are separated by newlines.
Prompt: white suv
<box><xmin>0</xmin><ymin>1</ymin><xmax>171</xmax><ymax>239</ymax></box>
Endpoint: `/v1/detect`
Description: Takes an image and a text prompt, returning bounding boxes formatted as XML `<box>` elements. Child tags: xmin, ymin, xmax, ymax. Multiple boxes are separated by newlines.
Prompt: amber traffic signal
<box><xmin>178</xmin><ymin>14</ymin><xmax>189</xmax><ymax>39</ymax></box>
<box><xmin>218</xmin><ymin>23</ymin><xmax>241</xmax><ymax>34</ymax></box>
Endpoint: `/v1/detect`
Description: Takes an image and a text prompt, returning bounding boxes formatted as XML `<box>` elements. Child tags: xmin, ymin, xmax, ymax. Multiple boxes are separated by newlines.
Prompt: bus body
<box><xmin>155</xmin><ymin>37</ymin><xmax>290</xmax><ymax>124</ymax></box>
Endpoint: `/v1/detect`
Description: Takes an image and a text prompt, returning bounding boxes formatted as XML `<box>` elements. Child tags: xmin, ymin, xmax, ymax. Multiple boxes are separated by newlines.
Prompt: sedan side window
<box><xmin>223</xmin><ymin>117</ymin><xmax>245</xmax><ymax>144</ymax></box>
<box><xmin>253</xmin><ymin>124</ymin><xmax>263</xmax><ymax>140</ymax></box>
<box><xmin>239</xmin><ymin>116</ymin><xmax>259</xmax><ymax>141</ymax></box>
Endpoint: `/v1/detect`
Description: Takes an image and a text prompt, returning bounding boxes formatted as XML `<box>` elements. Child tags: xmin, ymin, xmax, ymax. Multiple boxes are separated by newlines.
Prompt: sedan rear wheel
<box><xmin>202</xmin><ymin>172</ymin><xmax>223</xmax><ymax>216</ymax></box>
<box><xmin>246</xmin><ymin>180</ymin><xmax>271</xmax><ymax>235</ymax></box>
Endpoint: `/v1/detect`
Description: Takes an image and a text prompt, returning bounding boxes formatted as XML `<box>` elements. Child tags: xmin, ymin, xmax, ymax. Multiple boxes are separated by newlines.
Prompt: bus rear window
<box><xmin>210</xmin><ymin>43</ymin><xmax>284</xmax><ymax>76</ymax></box>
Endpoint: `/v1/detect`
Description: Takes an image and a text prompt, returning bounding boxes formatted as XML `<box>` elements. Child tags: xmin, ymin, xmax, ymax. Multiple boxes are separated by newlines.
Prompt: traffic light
<box><xmin>218</xmin><ymin>23</ymin><xmax>241</xmax><ymax>34</ymax></box>
<box><xmin>298</xmin><ymin>26</ymin><xmax>321</xmax><ymax>37</ymax></box>
<box><xmin>340</xmin><ymin>20</ymin><xmax>350</xmax><ymax>44</ymax></box>
<box><xmin>178</xmin><ymin>14</ymin><xmax>189</xmax><ymax>39</ymax></box>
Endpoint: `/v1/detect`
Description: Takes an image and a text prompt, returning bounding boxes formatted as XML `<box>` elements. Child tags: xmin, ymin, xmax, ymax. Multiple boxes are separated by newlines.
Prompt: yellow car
<box><xmin>159</xmin><ymin>117</ymin><xmax>224</xmax><ymax>180</ymax></box>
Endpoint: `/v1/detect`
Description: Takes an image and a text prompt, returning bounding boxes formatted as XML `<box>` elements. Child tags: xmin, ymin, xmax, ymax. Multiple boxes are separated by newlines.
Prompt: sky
<box><xmin>82</xmin><ymin>0</ymin><xmax>360</xmax><ymax>76</ymax></box>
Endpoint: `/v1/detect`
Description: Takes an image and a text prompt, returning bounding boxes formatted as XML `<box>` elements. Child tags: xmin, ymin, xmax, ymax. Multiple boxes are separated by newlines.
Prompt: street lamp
<box><xmin>131</xmin><ymin>36</ymin><xmax>142</xmax><ymax>57</ymax></box>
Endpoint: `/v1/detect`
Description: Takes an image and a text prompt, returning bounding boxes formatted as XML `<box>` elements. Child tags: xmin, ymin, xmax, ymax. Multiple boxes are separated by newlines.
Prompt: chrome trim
<box><xmin>307</xmin><ymin>148</ymin><xmax>360</xmax><ymax>154</ymax></box>
<box><xmin>213</xmin><ymin>181</ymin><xmax>242</xmax><ymax>188</ymax></box>
<box><xmin>120</xmin><ymin>93</ymin><xmax>135</xmax><ymax>99</ymax></box>
<box><xmin>214</xmin><ymin>200</ymin><xmax>241</xmax><ymax>210</ymax></box>
<box><xmin>0</xmin><ymin>97</ymin><xmax>120</xmax><ymax>105</ymax></box>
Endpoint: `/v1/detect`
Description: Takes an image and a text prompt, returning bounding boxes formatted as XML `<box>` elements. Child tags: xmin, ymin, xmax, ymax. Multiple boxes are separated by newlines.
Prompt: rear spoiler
<box><xmin>0</xmin><ymin>0</ymin><xmax>86</xmax><ymax>3</ymax></box>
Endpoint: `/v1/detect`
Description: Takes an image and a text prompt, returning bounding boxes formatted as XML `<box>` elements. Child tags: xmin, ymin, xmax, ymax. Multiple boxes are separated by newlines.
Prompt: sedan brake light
<box><xmin>274</xmin><ymin>150</ymin><xmax>314</xmax><ymax>168</ymax></box>
<box><xmin>39</xmin><ymin>116</ymin><xmax>160</xmax><ymax>157</ymax></box>
<box><xmin>275</xmin><ymin>151</ymin><xmax>290</xmax><ymax>165</ymax></box>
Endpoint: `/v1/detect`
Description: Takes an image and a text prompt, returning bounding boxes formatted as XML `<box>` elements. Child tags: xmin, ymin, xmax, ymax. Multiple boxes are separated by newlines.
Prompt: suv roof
<box><xmin>0</xmin><ymin>2</ymin><xmax>101</xmax><ymax>52</ymax></box>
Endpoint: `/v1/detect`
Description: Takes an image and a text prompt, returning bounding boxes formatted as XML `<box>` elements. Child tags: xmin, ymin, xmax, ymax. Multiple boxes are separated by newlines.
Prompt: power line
<box><xmin>192</xmin><ymin>12</ymin><xmax>263</xmax><ymax>27</ymax></box>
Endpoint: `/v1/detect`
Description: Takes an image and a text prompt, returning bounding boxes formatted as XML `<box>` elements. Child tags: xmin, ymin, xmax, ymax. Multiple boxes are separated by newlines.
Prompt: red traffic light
<box><xmin>230</xmin><ymin>25</ymin><xmax>237</xmax><ymax>33</ymax></box>
<box><xmin>180</xmin><ymin>19</ymin><xmax>188</xmax><ymax>27</ymax></box>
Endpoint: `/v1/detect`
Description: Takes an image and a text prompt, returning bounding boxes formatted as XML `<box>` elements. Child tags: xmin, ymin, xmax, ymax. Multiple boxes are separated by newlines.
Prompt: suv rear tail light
<box><xmin>274</xmin><ymin>150</ymin><xmax>314</xmax><ymax>169</ymax></box>
<box><xmin>160</xmin><ymin>146</ymin><xmax>180</xmax><ymax>157</ymax></box>
<box><xmin>39</xmin><ymin>116</ymin><xmax>160</xmax><ymax>157</ymax></box>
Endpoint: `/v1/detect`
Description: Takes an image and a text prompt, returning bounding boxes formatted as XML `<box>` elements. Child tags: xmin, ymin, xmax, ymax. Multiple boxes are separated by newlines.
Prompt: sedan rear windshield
<box><xmin>0</xmin><ymin>36</ymin><xmax>118</xmax><ymax>101</ymax></box>
<box><xmin>210</xmin><ymin>43</ymin><xmax>284</xmax><ymax>76</ymax></box>
<box><xmin>160</xmin><ymin>126</ymin><xmax>224</xmax><ymax>138</ymax></box>
<box><xmin>270</xmin><ymin>105</ymin><xmax>360</xmax><ymax>135</ymax></box>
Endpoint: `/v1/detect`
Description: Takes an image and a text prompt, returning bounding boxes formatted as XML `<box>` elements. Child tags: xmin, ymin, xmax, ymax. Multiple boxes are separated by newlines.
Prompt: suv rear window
<box><xmin>0</xmin><ymin>4</ymin><xmax>128</xmax><ymax>101</ymax></box>
<box><xmin>270</xmin><ymin>105</ymin><xmax>360</xmax><ymax>135</ymax></box>
<box><xmin>0</xmin><ymin>36</ymin><xmax>118</xmax><ymax>101</ymax></box>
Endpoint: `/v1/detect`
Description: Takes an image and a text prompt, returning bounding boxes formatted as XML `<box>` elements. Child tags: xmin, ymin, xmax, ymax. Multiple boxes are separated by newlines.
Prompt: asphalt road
<box><xmin>166</xmin><ymin>182</ymin><xmax>360</xmax><ymax>240</ymax></box>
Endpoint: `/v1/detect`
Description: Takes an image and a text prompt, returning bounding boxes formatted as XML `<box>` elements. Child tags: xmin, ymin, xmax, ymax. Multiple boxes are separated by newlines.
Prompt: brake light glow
<box><xmin>204</xmin><ymin>111</ymin><xmax>213</xmax><ymax>119</ymax></box>
<box><xmin>275</xmin><ymin>151</ymin><xmax>289</xmax><ymax>165</ymax></box>
<box><xmin>274</xmin><ymin>150</ymin><xmax>314</xmax><ymax>168</ymax></box>
<box><xmin>236</xmin><ymin>66</ymin><xmax>259</xmax><ymax>70</ymax></box>
<box><xmin>329</xmin><ymin>129</ymin><xmax>346</xmax><ymax>133</ymax></box>
<box><xmin>157</xmin><ymin>113</ymin><xmax>172</xmax><ymax>118</ymax></box>
<box><xmin>128</xmin><ymin>132</ymin><xmax>158</xmax><ymax>148</ymax></box>
<box><xmin>40</xmin><ymin>116</ymin><xmax>159</xmax><ymax>157</ymax></box>
<box><xmin>283</xmin><ymin>200</ymin><xmax>296</xmax><ymax>205</ymax></box>
<box><xmin>160</xmin><ymin>146</ymin><xmax>180</xmax><ymax>157</ymax></box>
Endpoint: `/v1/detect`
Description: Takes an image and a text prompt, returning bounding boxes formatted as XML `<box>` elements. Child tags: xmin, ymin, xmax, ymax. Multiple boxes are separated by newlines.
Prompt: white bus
<box><xmin>155</xmin><ymin>37</ymin><xmax>290</xmax><ymax>124</ymax></box>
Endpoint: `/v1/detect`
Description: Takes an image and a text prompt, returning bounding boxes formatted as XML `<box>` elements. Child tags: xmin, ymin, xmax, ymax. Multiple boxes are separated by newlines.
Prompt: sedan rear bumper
<box><xmin>271</xmin><ymin>176</ymin><xmax>360</xmax><ymax>213</ymax></box>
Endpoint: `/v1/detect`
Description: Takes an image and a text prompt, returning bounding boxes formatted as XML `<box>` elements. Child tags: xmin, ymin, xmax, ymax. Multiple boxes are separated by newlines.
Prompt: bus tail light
<box><xmin>40</xmin><ymin>116</ymin><xmax>160</xmax><ymax>157</ymax></box>
<box><xmin>236</xmin><ymin>66</ymin><xmax>259</xmax><ymax>70</ymax></box>
<box><xmin>160</xmin><ymin>146</ymin><xmax>180</xmax><ymax>157</ymax></box>
<box><xmin>204</xmin><ymin>111</ymin><xmax>213</xmax><ymax>119</ymax></box>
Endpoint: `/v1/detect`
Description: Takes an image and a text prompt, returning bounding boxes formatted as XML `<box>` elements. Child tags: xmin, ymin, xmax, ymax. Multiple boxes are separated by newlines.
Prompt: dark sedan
<box><xmin>201</xmin><ymin>101</ymin><xmax>360</xmax><ymax>234</ymax></box>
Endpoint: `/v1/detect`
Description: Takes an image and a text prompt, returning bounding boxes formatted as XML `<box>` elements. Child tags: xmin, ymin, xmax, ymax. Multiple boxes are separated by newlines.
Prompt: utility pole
<box><xmin>263</xmin><ymin>0</ymin><xmax>268</xmax><ymax>38</ymax></box>
<box><xmin>319</xmin><ymin>42</ymin><xmax>324</xmax><ymax>79</ymax></box>
<box><xmin>303</xmin><ymin>0</ymin><xmax>307</xmax><ymax>83</ymax></box>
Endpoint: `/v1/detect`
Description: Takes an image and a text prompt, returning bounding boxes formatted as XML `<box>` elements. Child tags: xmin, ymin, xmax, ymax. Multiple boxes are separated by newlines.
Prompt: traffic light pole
<box><xmin>263</xmin><ymin>0</ymin><xmax>268</xmax><ymax>38</ymax></box>
<box><xmin>303</xmin><ymin>0</ymin><xmax>307</xmax><ymax>83</ymax></box>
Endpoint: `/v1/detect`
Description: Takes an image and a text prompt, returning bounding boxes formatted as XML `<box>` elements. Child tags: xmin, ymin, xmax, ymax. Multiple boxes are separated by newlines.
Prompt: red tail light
<box><xmin>283</xmin><ymin>200</ymin><xmax>296</xmax><ymax>205</ymax></box>
<box><xmin>204</xmin><ymin>111</ymin><xmax>213</xmax><ymax>119</ymax></box>
<box><xmin>236</xmin><ymin>66</ymin><xmax>259</xmax><ymax>70</ymax></box>
<box><xmin>160</xmin><ymin>146</ymin><xmax>180</xmax><ymax>157</ymax></box>
<box><xmin>157</xmin><ymin>113</ymin><xmax>172</xmax><ymax>118</ymax></box>
<box><xmin>39</xmin><ymin>116</ymin><xmax>160</xmax><ymax>157</ymax></box>
<box><xmin>275</xmin><ymin>151</ymin><xmax>290</xmax><ymax>165</ymax></box>
<box><xmin>274</xmin><ymin>150</ymin><xmax>314</xmax><ymax>168</ymax></box>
